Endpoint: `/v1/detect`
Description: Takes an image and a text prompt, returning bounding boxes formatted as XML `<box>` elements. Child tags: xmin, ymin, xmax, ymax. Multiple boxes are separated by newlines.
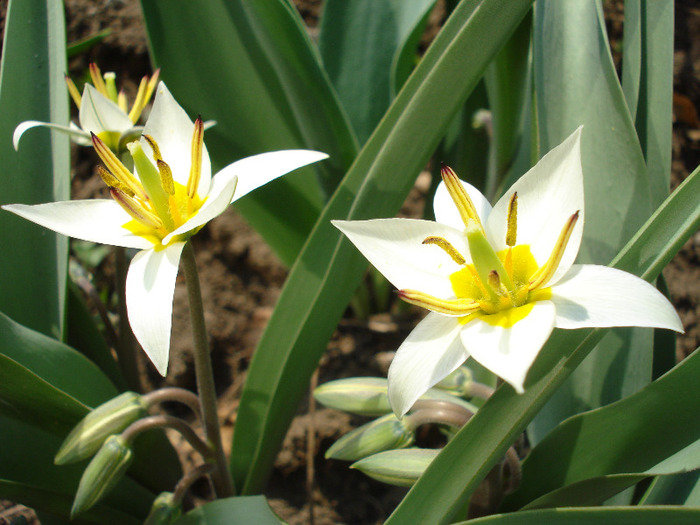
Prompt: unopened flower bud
<box><xmin>435</xmin><ymin>366</ymin><xmax>473</xmax><ymax>397</ymax></box>
<box><xmin>326</xmin><ymin>414</ymin><xmax>414</xmax><ymax>461</ymax></box>
<box><xmin>351</xmin><ymin>448</ymin><xmax>439</xmax><ymax>487</ymax></box>
<box><xmin>72</xmin><ymin>435</ymin><xmax>133</xmax><ymax>517</ymax></box>
<box><xmin>56</xmin><ymin>391</ymin><xmax>147</xmax><ymax>465</ymax></box>
<box><xmin>144</xmin><ymin>492</ymin><xmax>182</xmax><ymax>525</ymax></box>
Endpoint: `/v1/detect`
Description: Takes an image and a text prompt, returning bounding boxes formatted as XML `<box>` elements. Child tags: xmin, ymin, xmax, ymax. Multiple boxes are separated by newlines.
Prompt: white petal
<box><xmin>126</xmin><ymin>242</ymin><xmax>186</xmax><ymax>375</ymax></box>
<box><xmin>433</xmin><ymin>179</ymin><xmax>492</xmax><ymax>230</ymax></box>
<box><xmin>2</xmin><ymin>201</ymin><xmax>154</xmax><ymax>250</ymax></box>
<box><xmin>486</xmin><ymin>127</ymin><xmax>584</xmax><ymax>284</ymax></box>
<box><xmin>551</xmin><ymin>265</ymin><xmax>684</xmax><ymax>332</ymax></box>
<box><xmin>461</xmin><ymin>301</ymin><xmax>556</xmax><ymax>393</ymax></box>
<box><xmin>333</xmin><ymin>218</ymin><xmax>471</xmax><ymax>298</ymax></box>
<box><xmin>388</xmin><ymin>313</ymin><xmax>467</xmax><ymax>417</ymax></box>
<box><xmin>142</xmin><ymin>82</ymin><xmax>212</xmax><ymax>193</ymax></box>
<box><xmin>161</xmin><ymin>171</ymin><xmax>238</xmax><ymax>245</ymax></box>
<box><xmin>79</xmin><ymin>84</ymin><xmax>134</xmax><ymax>135</ymax></box>
<box><xmin>13</xmin><ymin>121</ymin><xmax>90</xmax><ymax>150</ymax></box>
<box><xmin>222</xmin><ymin>150</ymin><xmax>329</xmax><ymax>203</ymax></box>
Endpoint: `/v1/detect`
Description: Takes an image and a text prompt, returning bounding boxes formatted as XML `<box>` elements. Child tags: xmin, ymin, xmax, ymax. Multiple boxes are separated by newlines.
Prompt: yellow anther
<box><xmin>529</xmin><ymin>211</ymin><xmax>580</xmax><ymax>290</ymax></box>
<box><xmin>505</xmin><ymin>192</ymin><xmax>518</xmax><ymax>247</ymax></box>
<box><xmin>142</xmin><ymin>135</ymin><xmax>163</xmax><ymax>162</ymax></box>
<box><xmin>398</xmin><ymin>289</ymin><xmax>481</xmax><ymax>316</ymax></box>
<box><xmin>91</xmin><ymin>133</ymin><xmax>148</xmax><ymax>201</ymax></box>
<box><xmin>110</xmin><ymin>189</ymin><xmax>161</xmax><ymax>230</ymax></box>
<box><xmin>97</xmin><ymin>166</ymin><xmax>134</xmax><ymax>197</ymax></box>
<box><xmin>423</xmin><ymin>236</ymin><xmax>466</xmax><ymax>265</ymax></box>
<box><xmin>128</xmin><ymin>76</ymin><xmax>149</xmax><ymax>124</ymax></box>
<box><xmin>156</xmin><ymin>160</ymin><xmax>175</xmax><ymax>196</ymax></box>
<box><xmin>187</xmin><ymin>116</ymin><xmax>204</xmax><ymax>198</ymax></box>
<box><xmin>65</xmin><ymin>75</ymin><xmax>82</xmax><ymax>109</ymax></box>
<box><xmin>440</xmin><ymin>164</ymin><xmax>484</xmax><ymax>232</ymax></box>
<box><xmin>89</xmin><ymin>63</ymin><xmax>108</xmax><ymax>97</ymax></box>
<box><xmin>117</xmin><ymin>90</ymin><xmax>128</xmax><ymax>113</ymax></box>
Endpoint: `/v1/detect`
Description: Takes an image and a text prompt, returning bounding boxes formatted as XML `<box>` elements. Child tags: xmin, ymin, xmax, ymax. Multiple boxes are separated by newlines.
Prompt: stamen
<box><xmin>187</xmin><ymin>116</ymin><xmax>204</xmax><ymax>198</ymax></box>
<box><xmin>423</xmin><ymin>236</ymin><xmax>465</xmax><ymax>265</ymax></box>
<box><xmin>89</xmin><ymin>63</ymin><xmax>108</xmax><ymax>97</ymax></box>
<box><xmin>487</xmin><ymin>271</ymin><xmax>507</xmax><ymax>296</ymax></box>
<box><xmin>156</xmin><ymin>160</ymin><xmax>175</xmax><ymax>195</ymax></box>
<box><xmin>529</xmin><ymin>211</ymin><xmax>580</xmax><ymax>290</ymax></box>
<box><xmin>103</xmin><ymin>72</ymin><xmax>119</xmax><ymax>103</ymax></box>
<box><xmin>110</xmin><ymin>189</ymin><xmax>161</xmax><ymax>230</ymax></box>
<box><xmin>398</xmin><ymin>289</ymin><xmax>481</xmax><ymax>316</ymax></box>
<box><xmin>142</xmin><ymin>135</ymin><xmax>163</xmax><ymax>162</ymax></box>
<box><xmin>128</xmin><ymin>76</ymin><xmax>149</xmax><ymax>124</ymax></box>
<box><xmin>117</xmin><ymin>90</ymin><xmax>128</xmax><ymax>113</ymax></box>
<box><xmin>440</xmin><ymin>164</ymin><xmax>484</xmax><ymax>231</ymax></box>
<box><xmin>97</xmin><ymin>166</ymin><xmax>134</xmax><ymax>197</ymax></box>
<box><xmin>65</xmin><ymin>75</ymin><xmax>82</xmax><ymax>109</ymax></box>
<box><xmin>505</xmin><ymin>192</ymin><xmax>518</xmax><ymax>247</ymax></box>
<box><xmin>91</xmin><ymin>133</ymin><xmax>148</xmax><ymax>201</ymax></box>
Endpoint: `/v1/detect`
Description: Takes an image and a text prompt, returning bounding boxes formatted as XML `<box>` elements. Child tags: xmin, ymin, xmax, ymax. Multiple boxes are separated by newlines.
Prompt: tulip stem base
<box><xmin>182</xmin><ymin>241</ymin><xmax>235</xmax><ymax>497</ymax></box>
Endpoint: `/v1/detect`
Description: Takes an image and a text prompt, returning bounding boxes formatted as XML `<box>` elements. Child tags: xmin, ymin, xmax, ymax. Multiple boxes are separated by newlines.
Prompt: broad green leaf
<box><xmin>174</xmin><ymin>496</ymin><xmax>282</xmax><ymax>525</ymax></box>
<box><xmin>140</xmin><ymin>0</ymin><xmax>357</xmax><ymax>265</ymax></box>
<box><xmin>318</xmin><ymin>0</ymin><xmax>437</xmax><ymax>144</ymax></box>
<box><xmin>529</xmin><ymin>0</ymin><xmax>654</xmax><ymax>446</ymax></box>
<box><xmin>0</xmin><ymin>0</ymin><xmax>69</xmax><ymax>338</ymax></box>
<box><xmin>504</xmin><ymin>346</ymin><xmax>700</xmax><ymax>510</ymax></box>
<box><xmin>483</xmin><ymin>11</ymin><xmax>531</xmax><ymax>198</ymax></box>
<box><xmin>231</xmin><ymin>0</ymin><xmax>535</xmax><ymax>494</ymax></box>
<box><xmin>641</xmin><ymin>472</ymin><xmax>700</xmax><ymax>506</ymax></box>
<box><xmin>0</xmin><ymin>480</ymin><xmax>141</xmax><ymax>525</ymax></box>
<box><xmin>457</xmin><ymin>506</ymin><xmax>700</xmax><ymax>525</ymax></box>
<box><xmin>622</xmin><ymin>1</ymin><xmax>674</xmax><ymax>208</ymax></box>
<box><xmin>383</xmin><ymin>162</ymin><xmax>700</xmax><ymax>524</ymax></box>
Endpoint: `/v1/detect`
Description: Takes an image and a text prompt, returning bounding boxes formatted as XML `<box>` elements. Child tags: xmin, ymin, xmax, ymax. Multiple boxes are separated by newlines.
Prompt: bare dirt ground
<box><xmin>1</xmin><ymin>1</ymin><xmax>699</xmax><ymax>524</ymax></box>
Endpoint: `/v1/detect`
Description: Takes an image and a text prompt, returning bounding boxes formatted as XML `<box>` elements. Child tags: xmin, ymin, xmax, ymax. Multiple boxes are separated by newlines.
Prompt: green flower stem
<box><xmin>116</xmin><ymin>247</ymin><xmax>143</xmax><ymax>392</ymax></box>
<box><xmin>143</xmin><ymin>387</ymin><xmax>202</xmax><ymax>419</ymax></box>
<box><xmin>465</xmin><ymin>382</ymin><xmax>496</xmax><ymax>401</ymax></box>
<box><xmin>182</xmin><ymin>241</ymin><xmax>235</xmax><ymax>497</ymax></box>
<box><xmin>173</xmin><ymin>463</ymin><xmax>215</xmax><ymax>505</ymax></box>
<box><xmin>121</xmin><ymin>414</ymin><xmax>213</xmax><ymax>460</ymax></box>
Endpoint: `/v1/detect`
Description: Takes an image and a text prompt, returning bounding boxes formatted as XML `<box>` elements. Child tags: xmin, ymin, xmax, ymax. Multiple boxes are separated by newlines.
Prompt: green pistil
<box><xmin>465</xmin><ymin>220</ymin><xmax>515</xmax><ymax>296</ymax></box>
<box><xmin>128</xmin><ymin>141</ymin><xmax>174</xmax><ymax>231</ymax></box>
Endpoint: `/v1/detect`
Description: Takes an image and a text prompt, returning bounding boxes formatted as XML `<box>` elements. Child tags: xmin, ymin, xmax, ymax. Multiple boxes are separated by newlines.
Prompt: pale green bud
<box><xmin>326</xmin><ymin>413</ymin><xmax>414</xmax><ymax>461</ymax></box>
<box><xmin>71</xmin><ymin>435</ymin><xmax>133</xmax><ymax>517</ymax></box>
<box><xmin>314</xmin><ymin>377</ymin><xmax>479</xmax><ymax>416</ymax></box>
<box><xmin>144</xmin><ymin>492</ymin><xmax>182</xmax><ymax>525</ymax></box>
<box><xmin>56</xmin><ymin>391</ymin><xmax>147</xmax><ymax>465</ymax></box>
<box><xmin>351</xmin><ymin>448</ymin><xmax>439</xmax><ymax>487</ymax></box>
<box><xmin>435</xmin><ymin>366</ymin><xmax>473</xmax><ymax>397</ymax></box>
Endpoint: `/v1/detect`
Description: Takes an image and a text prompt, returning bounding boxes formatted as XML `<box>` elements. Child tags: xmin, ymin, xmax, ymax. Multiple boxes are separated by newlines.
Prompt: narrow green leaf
<box><xmin>318</xmin><ymin>0</ymin><xmax>437</xmax><ymax>144</ymax></box>
<box><xmin>173</xmin><ymin>496</ymin><xmax>282</xmax><ymax>525</ymax></box>
<box><xmin>529</xmin><ymin>0</ymin><xmax>655</xmax><ymax>445</ymax></box>
<box><xmin>139</xmin><ymin>0</ymin><xmax>357</xmax><ymax>264</ymax></box>
<box><xmin>640</xmin><ymin>472</ymin><xmax>700</xmax><ymax>506</ymax></box>
<box><xmin>504</xmin><ymin>346</ymin><xmax>700</xmax><ymax>510</ymax></box>
<box><xmin>383</xmin><ymin>162</ymin><xmax>700</xmax><ymax>524</ymax></box>
<box><xmin>457</xmin><ymin>506</ymin><xmax>700</xmax><ymax>525</ymax></box>
<box><xmin>0</xmin><ymin>0</ymin><xmax>70</xmax><ymax>338</ymax></box>
<box><xmin>231</xmin><ymin>0</ymin><xmax>535</xmax><ymax>494</ymax></box>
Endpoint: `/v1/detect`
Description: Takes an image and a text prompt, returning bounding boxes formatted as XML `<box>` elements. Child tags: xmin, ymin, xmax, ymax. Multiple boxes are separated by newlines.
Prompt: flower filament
<box><xmin>92</xmin><ymin>117</ymin><xmax>206</xmax><ymax>245</ymax></box>
<box><xmin>399</xmin><ymin>168</ymin><xmax>579</xmax><ymax>326</ymax></box>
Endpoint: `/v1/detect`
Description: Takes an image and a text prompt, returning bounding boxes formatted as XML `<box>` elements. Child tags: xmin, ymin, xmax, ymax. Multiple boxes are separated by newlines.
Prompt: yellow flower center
<box><xmin>92</xmin><ymin>117</ymin><xmax>206</xmax><ymax>246</ymax></box>
<box><xmin>398</xmin><ymin>165</ymin><xmax>577</xmax><ymax>328</ymax></box>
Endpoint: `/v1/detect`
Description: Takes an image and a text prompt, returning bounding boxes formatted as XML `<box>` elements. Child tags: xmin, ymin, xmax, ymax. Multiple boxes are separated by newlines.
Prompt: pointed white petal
<box><xmin>126</xmin><ymin>242</ymin><xmax>186</xmax><ymax>376</ymax></box>
<box><xmin>142</xmin><ymin>82</ymin><xmax>212</xmax><ymax>192</ymax></box>
<box><xmin>2</xmin><ymin>201</ymin><xmax>154</xmax><ymax>249</ymax></box>
<box><xmin>433</xmin><ymin>179</ymin><xmax>492</xmax><ymax>230</ymax></box>
<box><xmin>388</xmin><ymin>313</ymin><xmax>466</xmax><ymax>417</ymax></box>
<box><xmin>222</xmin><ymin>150</ymin><xmax>328</xmax><ymax>203</ymax></box>
<box><xmin>461</xmin><ymin>301</ymin><xmax>556</xmax><ymax>393</ymax></box>
<box><xmin>161</xmin><ymin>171</ymin><xmax>238</xmax><ymax>245</ymax></box>
<box><xmin>551</xmin><ymin>265</ymin><xmax>684</xmax><ymax>332</ymax></box>
<box><xmin>486</xmin><ymin>127</ymin><xmax>584</xmax><ymax>284</ymax></box>
<box><xmin>79</xmin><ymin>85</ymin><xmax>134</xmax><ymax>135</ymax></box>
<box><xmin>13</xmin><ymin>121</ymin><xmax>90</xmax><ymax>150</ymax></box>
<box><xmin>333</xmin><ymin>218</ymin><xmax>471</xmax><ymax>298</ymax></box>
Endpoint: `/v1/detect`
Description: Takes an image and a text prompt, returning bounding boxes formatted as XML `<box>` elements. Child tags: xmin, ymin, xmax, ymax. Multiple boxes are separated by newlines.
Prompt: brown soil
<box><xmin>0</xmin><ymin>1</ymin><xmax>698</xmax><ymax>524</ymax></box>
